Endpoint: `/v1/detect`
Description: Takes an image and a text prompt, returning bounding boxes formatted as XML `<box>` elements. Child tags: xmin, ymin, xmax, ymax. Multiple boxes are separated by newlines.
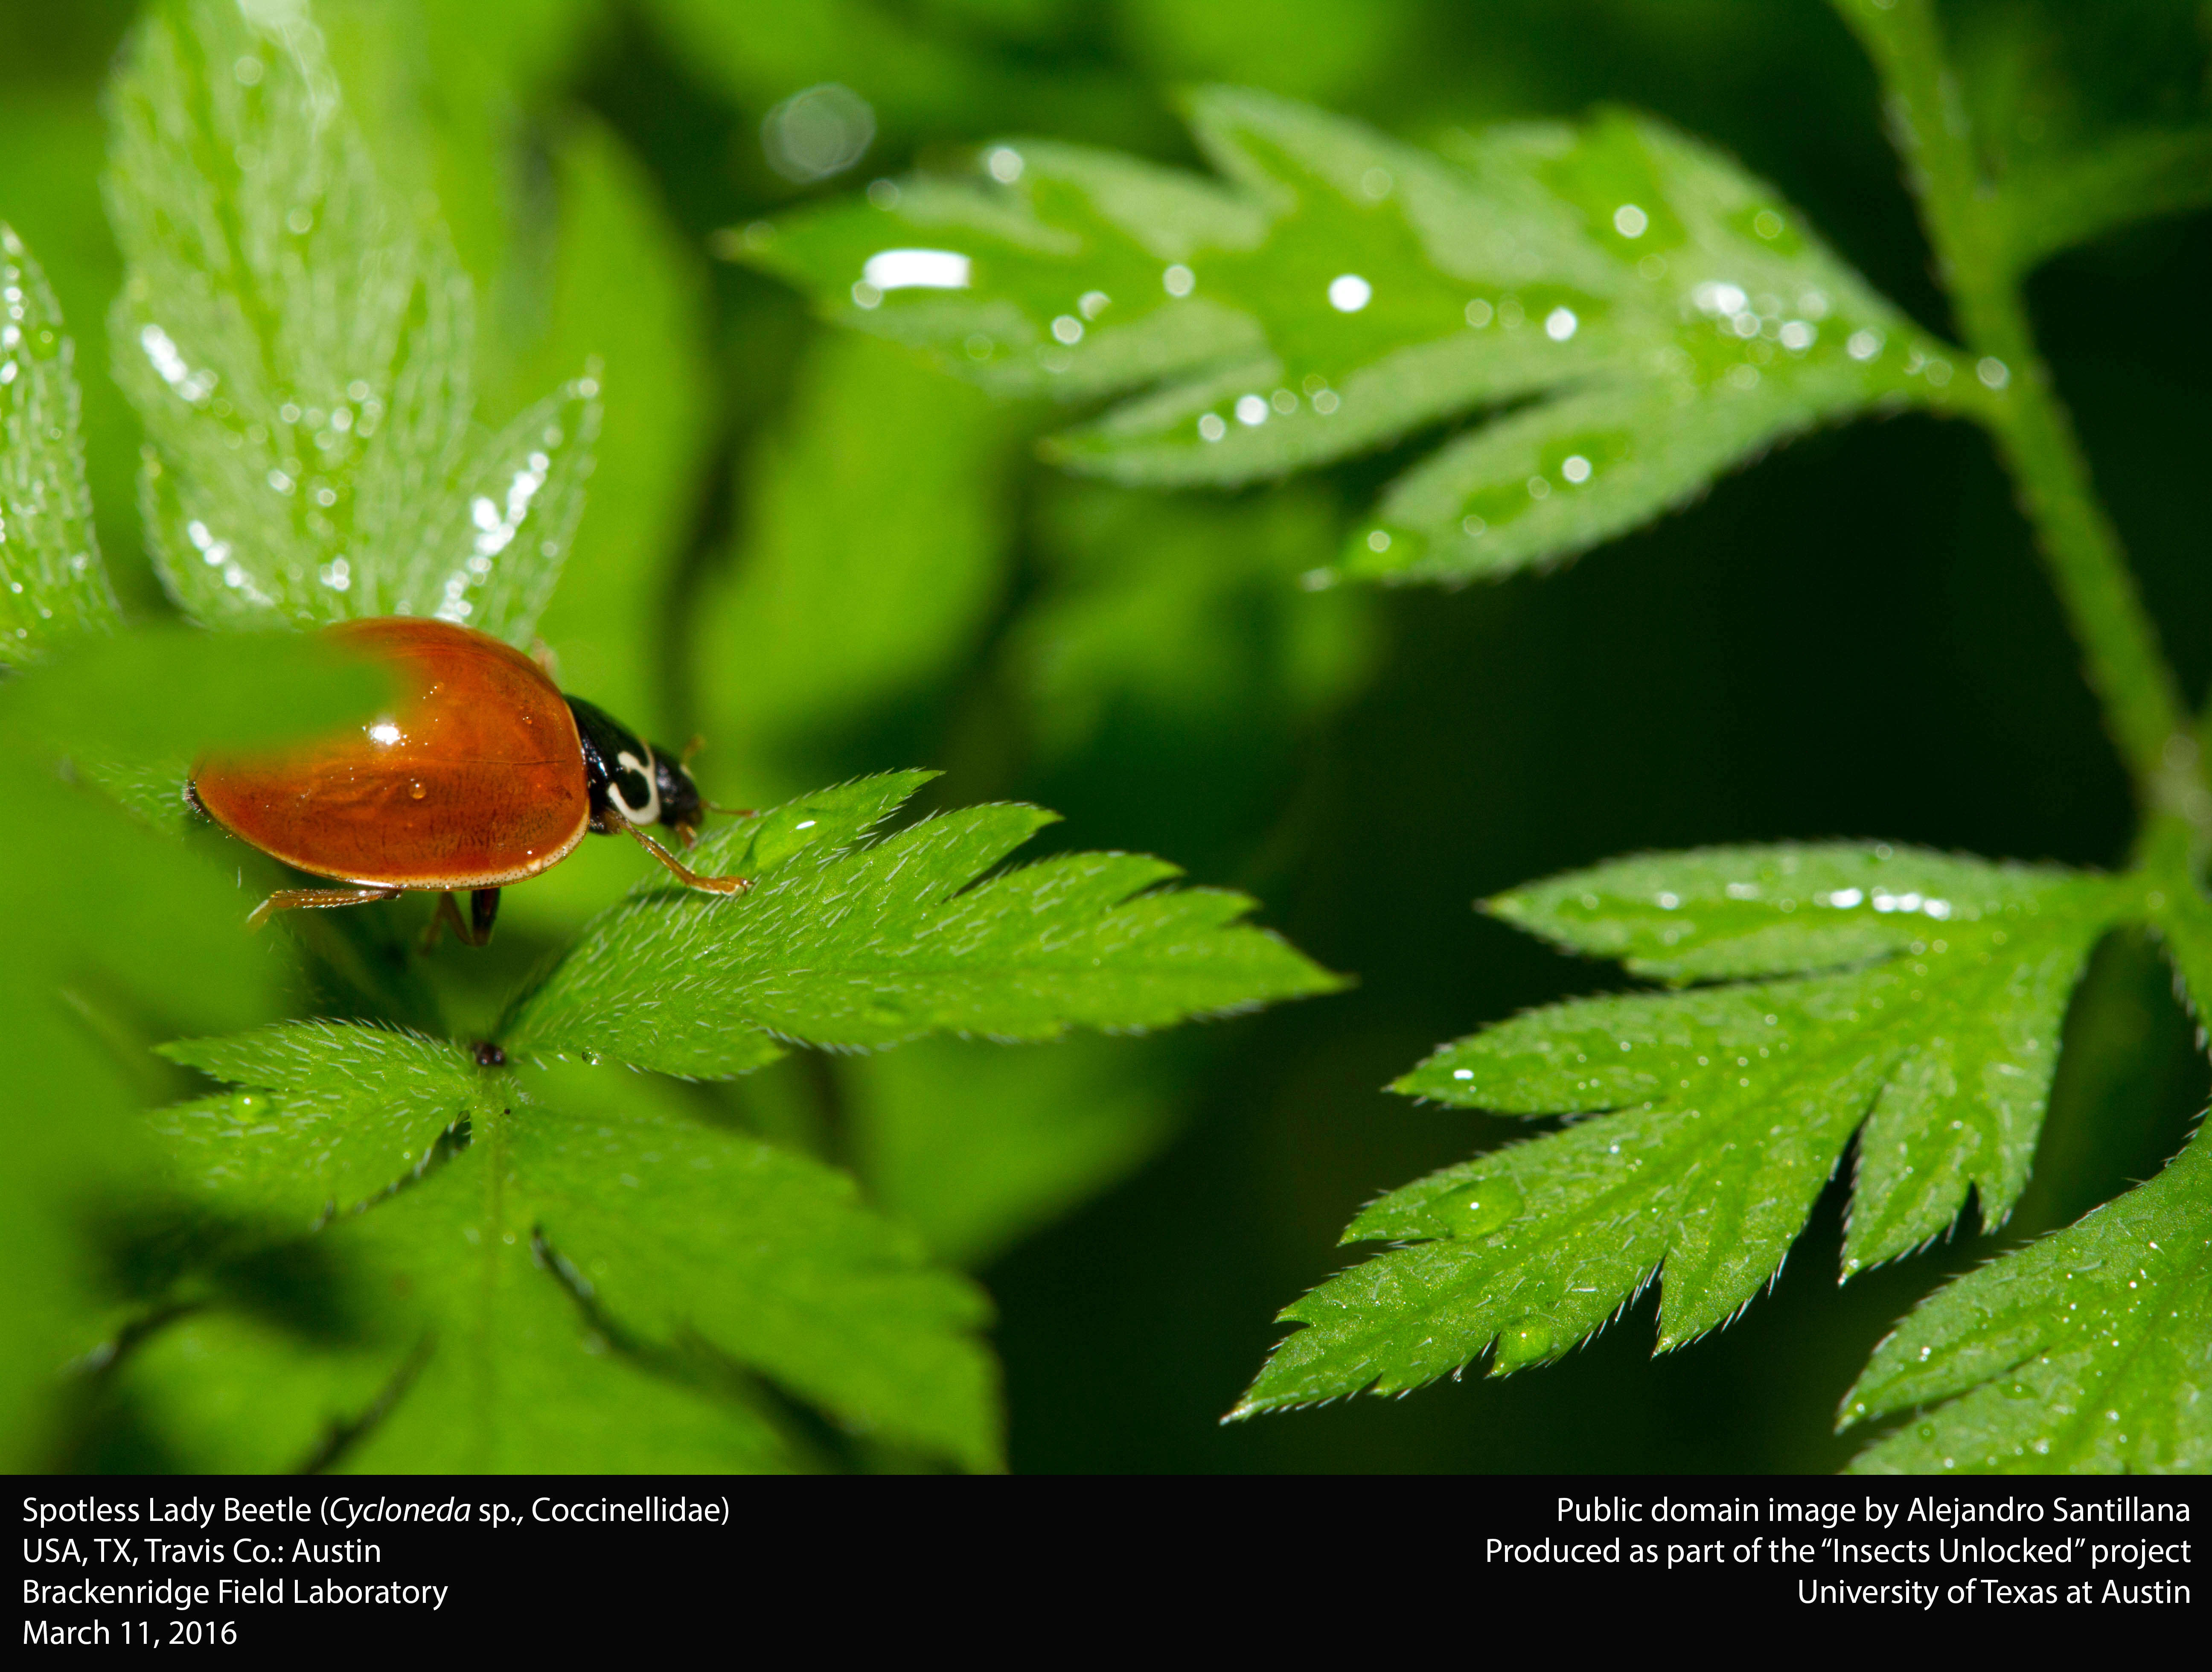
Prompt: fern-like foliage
<box><xmin>106</xmin><ymin>0</ymin><xmax>596</xmax><ymax>644</ymax></box>
<box><xmin>0</xmin><ymin>0</ymin><xmax>1345</xmax><ymax>1474</ymax></box>
<box><xmin>504</xmin><ymin>772</ymin><xmax>1338</xmax><ymax>1075</ymax></box>
<box><xmin>14</xmin><ymin>0</ymin><xmax>2209</xmax><ymax>1476</ymax></box>
<box><xmin>0</xmin><ymin>226</ymin><xmax>121</xmax><ymax>663</ymax></box>
<box><xmin>136</xmin><ymin>755</ymin><xmax>1336</xmax><ymax>1471</ymax></box>
<box><xmin>0</xmin><ymin>629</ymin><xmax>382</xmax><ymax>1468</ymax></box>
<box><xmin>150</xmin><ymin>1025</ymin><xmax>1001</xmax><ymax>1470</ymax></box>
<box><xmin>741</xmin><ymin>89</ymin><xmax>1977</xmax><ymax>583</ymax></box>
<box><xmin>1233</xmin><ymin>847</ymin><xmax>2141</xmax><ymax>1413</ymax></box>
<box><xmin>1842</xmin><ymin>1122</ymin><xmax>2212</xmax><ymax>1474</ymax></box>
<box><xmin>740</xmin><ymin>6</ymin><xmax>2212</xmax><ymax>1470</ymax></box>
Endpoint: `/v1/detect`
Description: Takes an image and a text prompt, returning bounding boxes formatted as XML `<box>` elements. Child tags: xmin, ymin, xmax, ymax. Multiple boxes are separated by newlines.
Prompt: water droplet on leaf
<box><xmin>1428</xmin><ymin>1177</ymin><xmax>1524</xmax><ymax>1238</ymax></box>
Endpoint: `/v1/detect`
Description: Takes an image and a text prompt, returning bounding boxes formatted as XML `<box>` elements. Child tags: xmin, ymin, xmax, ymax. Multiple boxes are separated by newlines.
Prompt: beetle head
<box><xmin>652</xmin><ymin>750</ymin><xmax>707</xmax><ymax>843</ymax></box>
<box><xmin>568</xmin><ymin>696</ymin><xmax>702</xmax><ymax>839</ymax></box>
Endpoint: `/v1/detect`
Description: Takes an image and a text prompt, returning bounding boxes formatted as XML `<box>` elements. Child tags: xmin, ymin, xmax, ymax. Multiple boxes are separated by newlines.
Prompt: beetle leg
<box><xmin>421</xmin><ymin>893</ymin><xmax>462</xmax><ymax>950</ymax></box>
<box><xmin>422</xmin><ymin>889</ymin><xmax>501</xmax><ymax>951</ymax></box>
<box><xmin>622</xmin><ymin>821</ymin><xmax>751</xmax><ymax>894</ymax></box>
<box><xmin>247</xmin><ymin>886</ymin><xmax>402</xmax><ymax>931</ymax></box>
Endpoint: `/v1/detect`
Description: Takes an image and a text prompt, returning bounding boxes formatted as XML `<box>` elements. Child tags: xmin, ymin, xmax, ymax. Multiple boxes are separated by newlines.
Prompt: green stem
<box><xmin>1834</xmin><ymin>0</ymin><xmax>2207</xmax><ymax>849</ymax></box>
<box><xmin>2139</xmin><ymin>810</ymin><xmax>2212</xmax><ymax>1016</ymax></box>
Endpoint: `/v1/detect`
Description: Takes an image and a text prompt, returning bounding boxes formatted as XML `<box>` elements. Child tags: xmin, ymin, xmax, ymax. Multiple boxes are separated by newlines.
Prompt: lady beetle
<box><xmin>186</xmin><ymin>618</ymin><xmax>745</xmax><ymax>944</ymax></box>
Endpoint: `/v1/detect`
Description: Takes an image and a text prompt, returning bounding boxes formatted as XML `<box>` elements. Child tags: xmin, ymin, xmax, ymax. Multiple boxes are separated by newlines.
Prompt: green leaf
<box><xmin>0</xmin><ymin>627</ymin><xmax>382</xmax><ymax>1463</ymax></box>
<box><xmin>1233</xmin><ymin>844</ymin><xmax>2130</xmax><ymax>1417</ymax></box>
<box><xmin>142</xmin><ymin>1054</ymin><xmax>995</xmax><ymax>1470</ymax></box>
<box><xmin>105</xmin><ymin>0</ymin><xmax>597</xmax><ymax>646</ymax></box>
<box><xmin>6</xmin><ymin>622</ymin><xmax>387</xmax><ymax>766</ymax></box>
<box><xmin>105</xmin><ymin>1309</ymin><xmax>426</xmax><ymax>1475</ymax></box>
<box><xmin>1488</xmin><ymin>842</ymin><xmax>2110</xmax><ymax>984</ymax></box>
<box><xmin>137</xmin><ymin>1167</ymin><xmax>806</xmax><ymax>1474</ymax></box>
<box><xmin>154</xmin><ymin>1022</ymin><xmax>482</xmax><ymax>1231</ymax></box>
<box><xmin>501</xmin><ymin>773</ymin><xmax>1346</xmax><ymax>1073</ymax></box>
<box><xmin>504</xmin><ymin>1063</ymin><xmax>995</xmax><ymax>1469</ymax></box>
<box><xmin>11</xmin><ymin>623</ymin><xmax>393</xmax><ymax>846</ymax></box>
<box><xmin>0</xmin><ymin>93</ymin><xmax>152</xmax><ymax>622</ymax></box>
<box><xmin>1349</xmin><ymin>370</ymin><xmax>1868</xmax><ymax>584</ymax></box>
<box><xmin>1842</xmin><ymin>1125</ymin><xmax>2212</xmax><ymax>1474</ymax></box>
<box><xmin>2152</xmin><ymin>915</ymin><xmax>2212</xmax><ymax>1054</ymax></box>
<box><xmin>336</xmin><ymin>1163</ymin><xmax>810</xmax><ymax>1473</ymax></box>
<box><xmin>0</xmin><ymin>225</ymin><xmax>121</xmax><ymax>664</ymax></box>
<box><xmin>744</xmin><ymin>91</ymin><xmax>1962</xmax><ymax>583</ymax></box>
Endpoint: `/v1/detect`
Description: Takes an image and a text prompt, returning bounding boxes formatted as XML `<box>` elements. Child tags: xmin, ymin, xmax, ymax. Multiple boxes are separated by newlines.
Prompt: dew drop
<box><xmin>1493</xmin><ymin>1317</ymin><xmax>1556</xmax><ymax>1372</ymax></box>
<box><xmin>1328</xmin><ymin>274</ymin><xmax>1372</xmax><ymax>313</ymax></box>
<box><xmin>1428</xmin><ymin>1177</ymin><xmax>1525</xmax><ymax>1238</ymax></box>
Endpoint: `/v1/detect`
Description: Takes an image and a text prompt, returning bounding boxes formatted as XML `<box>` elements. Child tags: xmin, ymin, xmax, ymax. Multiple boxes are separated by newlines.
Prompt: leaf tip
<box><xmin>1833</xmin><ymin>1393</ymin><xmax>1874</xmax><ymax>1436</ymax></box>
<box><xmin>1477</xmin><ymin>891</ymin><xmax>1531</xmax><ymax>923</ymax></box>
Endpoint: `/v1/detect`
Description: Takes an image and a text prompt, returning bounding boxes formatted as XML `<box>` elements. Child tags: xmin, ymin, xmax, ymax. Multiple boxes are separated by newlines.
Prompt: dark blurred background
<box><xmin>6</xmin><ymin>0</ymin><xmax>2208</xmax><ymax>1471</ymax></box>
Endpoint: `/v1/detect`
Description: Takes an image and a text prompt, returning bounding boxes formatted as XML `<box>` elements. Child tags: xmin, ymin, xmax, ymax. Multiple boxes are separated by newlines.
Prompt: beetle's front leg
<box><xmin>622</xmin><ymin>822</ymin><xmax>750</xmax><ymax>894</ymax></box>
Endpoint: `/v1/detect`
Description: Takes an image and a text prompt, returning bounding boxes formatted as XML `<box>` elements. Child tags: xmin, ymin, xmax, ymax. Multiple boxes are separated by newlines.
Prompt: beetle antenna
<box><xmin>681</xmin><ymin>734</ymin><xmax>706</xmax><ymax>764</ymax></box>
<box><xmin>699</xmin><ymin>800</ymin><xmax>759</xmax><ymax>818</ymax></box>
<box><xmin>623</xmin><ymin>822</ymin><xmax>750</xmax><ymax>894</ymax></box>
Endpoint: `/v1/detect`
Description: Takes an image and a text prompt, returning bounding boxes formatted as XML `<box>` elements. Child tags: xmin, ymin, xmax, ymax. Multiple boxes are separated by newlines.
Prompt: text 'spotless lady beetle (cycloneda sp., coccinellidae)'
<box><xmin>186</xmin><ymin>618</ymin><xmax>748</xmax><ymax>945</ymax></box>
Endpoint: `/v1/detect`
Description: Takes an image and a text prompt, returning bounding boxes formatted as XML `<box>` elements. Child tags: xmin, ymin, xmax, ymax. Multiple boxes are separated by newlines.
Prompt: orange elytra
<box><xmin>186</xmin><ymin>617</ymin><xmax>747</xmax><ymax>945</ymax></box>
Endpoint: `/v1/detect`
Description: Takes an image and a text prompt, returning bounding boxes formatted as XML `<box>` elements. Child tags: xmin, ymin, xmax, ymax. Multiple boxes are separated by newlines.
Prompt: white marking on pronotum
<box><xmin>611</xmin><ymin>748</ymin><xmax>661</xmax><ymax>825</ymax></box>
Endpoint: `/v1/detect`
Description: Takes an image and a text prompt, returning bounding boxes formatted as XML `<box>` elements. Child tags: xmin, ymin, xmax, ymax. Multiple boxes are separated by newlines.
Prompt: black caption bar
<box><xmin>12</xmin><ymin>1474</ymin><xmax>2206</xmax><ymax>1645</ymax></box>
